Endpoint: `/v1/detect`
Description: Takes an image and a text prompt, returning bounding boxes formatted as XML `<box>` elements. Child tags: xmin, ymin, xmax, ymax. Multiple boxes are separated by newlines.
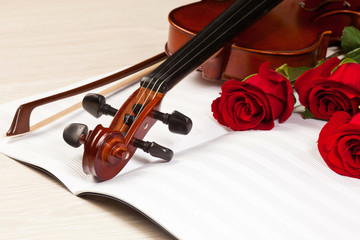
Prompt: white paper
<box><xmin>2</xmin><ymin>71</ymin><xmax>360</xmax><ymax>240</ymax></box>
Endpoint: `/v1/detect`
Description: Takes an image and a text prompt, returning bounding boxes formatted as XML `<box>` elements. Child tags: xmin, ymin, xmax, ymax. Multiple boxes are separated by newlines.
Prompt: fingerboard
<box><xmin>140</xmin><ymin>0</ymin><xmax>282</xmax><ymax>93</ymax></box>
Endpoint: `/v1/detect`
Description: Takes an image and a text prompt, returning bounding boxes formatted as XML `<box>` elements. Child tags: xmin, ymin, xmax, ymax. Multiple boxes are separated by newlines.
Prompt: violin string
<box><xmin>120</xmin><ymin>0</ymin><xmax>265</xmax><ymax>132</ymax></box>
<box><xmin>143</xmin><ymin>0</ymin><xmax>262</xmax><ymax>93</ymax></box>
<box><xmin>129</xmin><ymin>0</ymin><xmax>263</xmax><ymax>131</ymax></box>
<box><xmin>141</xmin><ymin>0</ymin><xmax>256</xmax><ymax>99</ymax></box>
<box><xmin>135</xmin><ymin>0</ymin><xmax>263</xmax><ymax>112</ymax></box>
<box><xmin>153</xmin><ymin>0</ymin><xmax>266</xmax><ymax>94</ymax></box>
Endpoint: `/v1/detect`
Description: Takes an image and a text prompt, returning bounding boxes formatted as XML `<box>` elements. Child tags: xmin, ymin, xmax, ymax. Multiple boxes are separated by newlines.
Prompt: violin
<box><xmin>7</xmin><ymin>0</ymin><xmax>359</xmax><ymax>181</ymax></box>
<box><xmin>301</xmin><ymin>0</ymin><xmax>360</xmax><ymax>41</ymax></box>
<box><xmin>166</xmin><ymin>0</ymin><xmax>360</xmax><ymax>81</ymax></box>
<box><xmin>61</xmin><ymin>0</ymin><xmax>282</xmax><ymax>181</ymax></box>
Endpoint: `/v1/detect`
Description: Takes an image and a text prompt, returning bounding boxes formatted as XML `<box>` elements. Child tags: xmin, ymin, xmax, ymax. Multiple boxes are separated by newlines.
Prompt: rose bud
<box><xmin>318</xmin><ymin>111</ymin><xmax>360</xmax><ymax>179</ymax></box>
<box><xmin>294</xmin><ymin>57</ymin><xmax>360</xmax><ymax>120</ymax></box>
<box><xmin>211</xmin><ymin>62</ymin><xmax>294</xmax><ymax>131</ymax></box>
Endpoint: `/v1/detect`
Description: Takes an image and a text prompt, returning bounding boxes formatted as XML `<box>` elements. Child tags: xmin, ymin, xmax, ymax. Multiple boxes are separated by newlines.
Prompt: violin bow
<box><xmin>6</xmin><ymin>52</ymin><xmax>167</xmax><ymax>137</ymax></box>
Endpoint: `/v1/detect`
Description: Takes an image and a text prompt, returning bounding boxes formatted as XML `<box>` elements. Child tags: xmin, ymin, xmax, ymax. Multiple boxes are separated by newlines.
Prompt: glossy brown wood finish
<box><xmin>314</xmin><ymin>10</ymin><xmax>360</xmax><ymax>41</ymax></box>
<box><xmin>80</xmin><ymin>0</ymin><xmax>285</xmax><ymax>181</ymax></box>
<box><xmin>299</xmin><ymin>0</ymin><xmax>359</xmax><ymax>13</ymax></box>
<box><xmin>82</xmin><ymin>125</ymin><xmax>129</xmax><ymax>181</ymax></box>
<box><xmin>300</xmin><ymin>0</ymin><xmax>360</xmax><ymax>42</ymax></box>
<box><xmin>82</xmin><ymin>87</ymin><xmax>164</xmax><ymax>180</ymax></box>
<box><xmin>166</xmin><ymin>0</ymin><xmax>360</xmax><ymax>81</ymax></box>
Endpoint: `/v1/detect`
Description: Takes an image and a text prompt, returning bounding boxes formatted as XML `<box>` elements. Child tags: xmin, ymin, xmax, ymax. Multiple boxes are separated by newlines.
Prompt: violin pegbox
<box><xmin>63</xmin><ymin>87</ymin><xmax>192</xmax><ymax>181</ymax></box>
<box><xmin>61</xmin><ymin>0</ymin><xmax>283</xmax><ymax>181</ymax></box>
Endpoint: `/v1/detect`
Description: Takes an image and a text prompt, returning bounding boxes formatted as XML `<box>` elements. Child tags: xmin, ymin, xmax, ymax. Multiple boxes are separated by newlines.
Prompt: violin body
<box><xmin>166</xmin><ymin>0</ymin><xmax>360</xmax><ymax>81</ymax></box>
<box><xmin>14</xmin><ymin>0</ymin><xmax>359</xmax><ymax>181</ymax></box>
<box><xmin>12</xmin><ymin>0</ymin><xmax>360</xmax><ymax>181</ymax></box>
<box><xmin>302</xmin><ymin>0</ymin><xmax>360</xmax><ymax>41</ymax></box>
<box><xmin>62</xmin><ymin>0</ymin><xmax>283</xmax><ymax>181</ymax></box>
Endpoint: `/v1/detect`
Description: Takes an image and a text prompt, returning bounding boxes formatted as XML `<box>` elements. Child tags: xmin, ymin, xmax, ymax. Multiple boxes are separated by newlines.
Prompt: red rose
<box><xmin>294</xmin><ymin>57</ymin><xmax>360</xmax><ymax>120</ymax></box>
<box><xmin>211</xmin><ymin>62</ymin><xmax>294</xmax><ymax>131</ymax></box>
<box><xmin>318</xmin><ymin>111</ymin><xmax>360</xmax><ymax>179</ymax></box>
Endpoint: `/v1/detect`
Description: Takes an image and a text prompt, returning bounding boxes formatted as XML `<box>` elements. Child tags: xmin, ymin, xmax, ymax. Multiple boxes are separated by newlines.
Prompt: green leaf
<box><xmin>341</xmin><ymin>26</ymin><xmax>360</xmax><ymax>53</ymax></box>
<box><xmin>276</xmin><ymin>64</ymin><xmax>310</xmax><ymax>86</ymax></box>
<box><xmin>303</xmin><ymin>108</ymin><xmax>315</xmax><ymax>119</ymax></box>
<box><xmin>287</xmin><ymin>66</ymin><xmax>311</xmax><ymax>83</ymax></box>
<box><xmin>331</xmin><ymin>57</ymin><xmax>358</xmax><ymax>73</ymax></box>
<box><xmin>340</xmin><ymin>57</ymin><xmax>358</xmax><ymax>64</ymax></box>
<box><xmin>242</xmin><ymin>73</ymin><xmax>256</xmax><ymax>82</ymax></box>
<box><xmin>275</xmin><ymin>64</ymin><xmax>289</xmax><ymax>78</ymax></box>
<box><xmin>345</xmin><ymin>47</ymin><xmax>360</xmax><ymax>63</ymax></box>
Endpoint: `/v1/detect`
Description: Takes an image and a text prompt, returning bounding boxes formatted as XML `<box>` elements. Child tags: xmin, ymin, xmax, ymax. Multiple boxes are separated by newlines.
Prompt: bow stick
<box><xmin>6</xmin><ymin>53</ymin><xmax>167</xmax><ymax>137</ymax></box>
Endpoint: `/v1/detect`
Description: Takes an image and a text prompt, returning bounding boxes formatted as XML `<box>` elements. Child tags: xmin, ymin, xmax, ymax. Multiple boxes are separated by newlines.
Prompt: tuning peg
<box><xmin>133</xmin><ymin>139</ymin><xmax>173</xmax><ymax>161</ymax></box>
<box><xmin>124</xmin><ymin>114</ymin><xmax>136</xmax><ymax>125</ymax></box>
<box><xmin>82</xmin><ymin>93</ymin><xmax>118</xmax><ymax>118</ymax></box>
<box><xmin>63</xmin><ymin>123</ymin><xmax>88</xmax><ymax>148</ymax></box>
<box><xmin>153</xmin><ymin>110</ymin><xmax>192</xmax><ymax>135</ymax></box>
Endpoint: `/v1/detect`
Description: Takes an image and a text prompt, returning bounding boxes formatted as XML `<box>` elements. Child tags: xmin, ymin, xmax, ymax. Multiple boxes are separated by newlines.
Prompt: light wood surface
<box><xmin>0</xmin><ymin>1</ymin><xmax>193</xmax><ymax>239</ymax></box>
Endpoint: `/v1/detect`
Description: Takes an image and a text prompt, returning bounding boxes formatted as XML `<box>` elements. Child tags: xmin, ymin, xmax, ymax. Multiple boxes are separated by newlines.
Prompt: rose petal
<box><xmin>231</xmin><ymin>86</ymin><xmax>268</xmax><ymax>131</ymax></box>
<box><xmin>221</xmin><ymin>79</ymin><xmax>243</xmax><ymax>94</ymax></box>
<box><xmin>317</xmin><ymin>112</ymin><xmax>360</xmax><ymax>178</ymax></box>
<box><xmin>211</xmin><ymin>97</ymin><xmax>227</xmax><ymax>126</ymax></box>
<box><xmin>304</xmin><ymin>80</ymin><xmax>360</xmax><ymax>119</ymax></box>
<box><xmin>349</xmin><ymin>112</ymin><xmax>360</xmax><ymax>124</ymax></box>
<box><xmin>295</xmin><ymin>58</ymin><xmax>341</xmax><ymax>108</ymax></box>
<box><xmin>247</xmin><ymin>63</ymin><xmax>294</xmax><ymax>122</ymax></box>
<box><xmin>295</xmin><ymin>57</ymin><xmax>341</xmax><ymax>91</ymax></box>
<box><xmin>330</xmin><ymin>63</ymin><xmax>360</xmax><ymax>92</ymax></box>
<box><xmin>211</xmin><ymin>62</ymin><xmax>294</xmax><ymax>131</ymax></box>
<box><xmin>318</xmin><ymin>111</ymin><xmax>351</xmax><ymax>158</ymax></box>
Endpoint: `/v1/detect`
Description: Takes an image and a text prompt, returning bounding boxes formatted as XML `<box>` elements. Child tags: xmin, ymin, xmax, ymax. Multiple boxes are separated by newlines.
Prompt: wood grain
<box><xmin>0</xmin><ymin>0</ymin><xmax>193</xmax><ymax>239</ymax></box>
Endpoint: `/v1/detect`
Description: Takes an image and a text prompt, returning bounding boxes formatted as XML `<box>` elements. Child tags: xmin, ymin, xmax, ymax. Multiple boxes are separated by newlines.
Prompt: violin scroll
<box><xmin>63</xmin><ymin>90</ymin><xmax>192</xmax><ymax>181</ymax></box>
<box><xmin>63</xmin><ymin>123</ymin><xmax>129</xmax><ymax>180</ymax></box>
<box><xmin>63</xmin><ymin>0</ymin><xmax>282</xmax><ymax>181</ymax></box>
<box><xmin>82</xmin><ymin>125</ymin><xmax>129</xmax><ymax>180</ymax></box>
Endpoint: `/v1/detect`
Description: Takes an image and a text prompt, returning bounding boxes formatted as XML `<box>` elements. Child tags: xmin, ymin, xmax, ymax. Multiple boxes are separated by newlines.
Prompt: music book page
<box><xmin>1</xmin><ymin>71</ymin><xmax>360</xmax><ymax>239</ymax></box>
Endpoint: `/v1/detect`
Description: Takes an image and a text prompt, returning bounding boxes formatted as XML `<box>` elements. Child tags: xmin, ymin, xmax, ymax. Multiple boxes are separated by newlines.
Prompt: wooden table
<box><xmin>0</xmin><ymin>1</ymin><xmax>193</xmax><ymax>239</ymax></box>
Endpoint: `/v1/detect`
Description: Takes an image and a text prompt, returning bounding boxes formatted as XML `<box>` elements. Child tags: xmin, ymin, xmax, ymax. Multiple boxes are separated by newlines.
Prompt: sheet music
<box><xmin>2</xmin><ymin>71</ymin><xmax>360</xmax><ymax>239</ymax></box>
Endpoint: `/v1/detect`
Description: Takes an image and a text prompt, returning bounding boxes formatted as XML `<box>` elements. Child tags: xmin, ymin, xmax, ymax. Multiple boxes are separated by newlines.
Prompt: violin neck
<box><xmin>141</xmin><ymin>0</ymin><xmax>282</xmax><ymax>93</ymax></box>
